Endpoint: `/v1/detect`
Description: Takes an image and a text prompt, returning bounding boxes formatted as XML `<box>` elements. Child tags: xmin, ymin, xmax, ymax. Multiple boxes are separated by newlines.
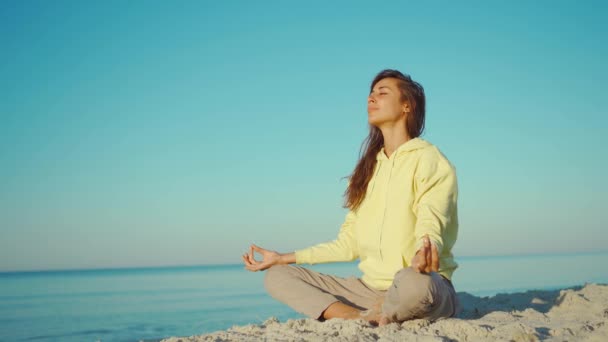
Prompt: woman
<box><xmin>242</xmin><ymin>69</ymin><xmax>460</xmax><ymax>325</ymax></box>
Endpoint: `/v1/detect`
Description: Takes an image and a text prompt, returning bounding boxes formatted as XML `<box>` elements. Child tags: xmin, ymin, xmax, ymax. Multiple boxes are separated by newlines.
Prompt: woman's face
<box><xmin>367</xmin><ymin>77</ymin><xmax>409</xmax><ymax>127</ymax></box>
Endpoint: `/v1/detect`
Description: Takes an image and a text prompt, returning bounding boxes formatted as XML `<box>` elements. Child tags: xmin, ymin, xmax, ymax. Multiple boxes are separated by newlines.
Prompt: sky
<box><xmin>0</xmin><ymin>0</ymin><xmax>607</xmax><ymax>272</ymax></box>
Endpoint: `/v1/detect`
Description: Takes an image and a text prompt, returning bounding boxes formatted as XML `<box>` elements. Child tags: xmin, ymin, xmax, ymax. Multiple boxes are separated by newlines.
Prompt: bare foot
<box><xmin>359</xmin><ymin>308</ymin><xmax>381</xmax><ymax>325</ymax></box>
<box><xmin>359</xmin><ymin>296</ymin><xmax>388</xmax><ymax>326</ymax></box>
<box><xmin>378</xmin><ymin>314</ymin><xmax>392</xmax><ymax>326</ymax></box>
<box><xmin>370</xmin><ymin>295</ymin><xmax>395</xmax><ymax>326</ymax></box>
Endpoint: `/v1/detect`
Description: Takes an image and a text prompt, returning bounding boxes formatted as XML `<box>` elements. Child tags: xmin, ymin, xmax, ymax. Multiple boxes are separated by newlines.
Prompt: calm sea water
<box><xmin>1</xmin><ymin>252</ymin><xmax>607</xmax><ymax>342</ymax></box>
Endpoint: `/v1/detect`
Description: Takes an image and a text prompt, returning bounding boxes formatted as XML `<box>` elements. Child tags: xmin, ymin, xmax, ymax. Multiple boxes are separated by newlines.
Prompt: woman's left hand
<box><xmin>410</xmin><ymin>235</ymin><xmax>439</xmax><ymax>274</ymax></box>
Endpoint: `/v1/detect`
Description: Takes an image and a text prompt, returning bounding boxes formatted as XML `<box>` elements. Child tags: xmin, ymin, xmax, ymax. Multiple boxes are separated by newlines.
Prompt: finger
<box><xmin>415</xmin><ymin>261</ymin><xmax>424</xmax><ymax>273</ymax></box>
<box><xmin>249</xmin><ymin>246</ymin><xmax>262</xmax><ymax>264</ymax></box>
<box><xmin>244</xmin><ymin>251</ymin><xmax>254</xmax><ymax>265</ymax></box>
<box><xmin>411</xmin><ymin>258</ymin><xmax>421</xmax><ymax>273</ymax></box>
<box><xmin>424</xmin><ymin>246</ymin><xmax>431</xmax><ymax>273</ymax></box>
<box><xmin>245</xmin><ymin>260</ymin><xmax>260</xmax><ymax>272</ymax></box>
<box><xmin>418</xmin><ymin>249</ymin><xmax>427</xmax><ymax>273</ymax></box>
<box><xmin>425</xmin><ymin>247</ymin><xmax>432</xmax><ymax>273</ymax></box>
<box><xmin>249</xmin><ymin>246</ymin><xmax>256</xmax><ymax>262</ymax></box>
<box><xmin>431</xmin><ymin>243</ymin><xmax>440</xmax><ymax>272</ymax></box>
<box><xmin>246</xmin><ymin>252</ymin><xmax>259</xmax><ymax>265</ymax></box>
<box><xmin>251</xmin><ymin>262</ymin><xmax>266</xmax><ymax>272</ymax></box>
<box><xmin>424</xmin><ymin>237</ymin><xmax>432</xmax><ymax>272</ymax></box>
<box><xmin>251</xmin><ymin>244</ymin><xmax>265</xmax><ymax>253</ymax></box>
<box><xmin>244</xmin><ymin>260</ymin><xmax>255</xmax><ymax>271</ymax></box>
<box><xmin>243</xmin><ymin>254</ymin><xmax>254</xmax><ymax>267</ymax></box>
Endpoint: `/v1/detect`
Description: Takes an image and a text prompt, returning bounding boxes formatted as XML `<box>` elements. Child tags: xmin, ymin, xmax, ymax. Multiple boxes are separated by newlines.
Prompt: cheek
<box><xmin>384</xmin><ymin>101</ymin><xmax>403</xmax><ymax>117</ymax></box>
<box><xmin>380</xmin><ymin>97</ymin><xmax>400</xmax><ymax>109</ymax></box>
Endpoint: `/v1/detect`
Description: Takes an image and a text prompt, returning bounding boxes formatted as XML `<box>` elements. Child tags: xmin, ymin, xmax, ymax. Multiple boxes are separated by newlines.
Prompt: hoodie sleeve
<box><xmin>412</xmin><ymin>152</ymin><xmax>458</xmax><ymax>256</ymax></box>
<box><xmin>294</xmin><ymin>209</ymin><xmax>359</xmax><ymax>264</ymax></box>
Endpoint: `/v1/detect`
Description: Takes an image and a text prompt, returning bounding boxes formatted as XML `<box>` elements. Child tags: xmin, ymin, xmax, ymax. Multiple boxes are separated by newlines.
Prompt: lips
<box><xmin>368</xmin><ymin>106</ymin><xmax>379</xmax><ymax>112</ymax></box>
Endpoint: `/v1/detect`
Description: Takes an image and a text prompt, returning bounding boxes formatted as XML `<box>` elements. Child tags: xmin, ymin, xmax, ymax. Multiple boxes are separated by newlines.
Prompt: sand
<box><xmin>161</xmin><ymin>283</ymin><xmax>608</xmax><ymax>341</ymax></box>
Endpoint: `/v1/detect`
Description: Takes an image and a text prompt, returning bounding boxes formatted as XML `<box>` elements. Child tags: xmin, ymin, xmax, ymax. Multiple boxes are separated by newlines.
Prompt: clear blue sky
<box><xmin>1</xmin><ymin>1</ymin><xmax>606</xmax><ymax>271</ymax></box>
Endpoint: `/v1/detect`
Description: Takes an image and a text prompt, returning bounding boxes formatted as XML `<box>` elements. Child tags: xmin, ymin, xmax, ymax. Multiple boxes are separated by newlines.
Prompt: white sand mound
<box><xmin>161</xmin><ymin>283</ymin><xmax>608</xmax><ymax>342</ymax></box>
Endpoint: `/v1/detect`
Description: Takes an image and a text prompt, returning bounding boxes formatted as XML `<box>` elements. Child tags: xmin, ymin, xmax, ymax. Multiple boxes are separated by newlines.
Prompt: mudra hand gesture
<box><xmin>410</xmin><ymin>235</ymin><xmax>440</xmax><ymax>273</ymax></box>
<box><xmin>242</xmin><ymin>244</ymin><xmax>282</xmax><ymax>272</ymax></box>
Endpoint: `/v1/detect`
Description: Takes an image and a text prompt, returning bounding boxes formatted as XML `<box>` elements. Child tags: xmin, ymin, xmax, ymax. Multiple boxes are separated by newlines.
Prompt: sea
<box><xmin>1</xmin><ymin>252</ymin><xmax>607</xmax><ymax>342</ymax></box>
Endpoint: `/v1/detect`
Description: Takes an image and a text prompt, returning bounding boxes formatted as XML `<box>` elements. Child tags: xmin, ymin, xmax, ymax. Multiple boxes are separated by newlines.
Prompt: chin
<box><xmin>368</xmin><ymin>117</ymin><xmax>384</xmax><ymax>127</ymax></box>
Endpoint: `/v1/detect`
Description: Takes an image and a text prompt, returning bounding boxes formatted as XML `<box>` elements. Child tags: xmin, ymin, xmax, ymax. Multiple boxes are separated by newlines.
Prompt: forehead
<box><xmin>373</xmin><ymin>77</ymin><xmax>398</xmax><ymax>90</ymax></box>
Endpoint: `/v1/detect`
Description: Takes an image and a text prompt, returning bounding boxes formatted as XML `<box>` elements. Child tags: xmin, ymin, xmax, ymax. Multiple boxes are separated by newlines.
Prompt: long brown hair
<box><xmin>343</xmin><ymin>69</ymin><xmax>426</xmax><ymax>212</ymax></box>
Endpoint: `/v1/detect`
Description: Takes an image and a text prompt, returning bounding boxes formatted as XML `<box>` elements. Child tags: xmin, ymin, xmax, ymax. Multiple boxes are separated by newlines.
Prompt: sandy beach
<box><xmin>161</xmin><ymin>283</ymin><xmax>608</xmax><ymax>342</ymax></box>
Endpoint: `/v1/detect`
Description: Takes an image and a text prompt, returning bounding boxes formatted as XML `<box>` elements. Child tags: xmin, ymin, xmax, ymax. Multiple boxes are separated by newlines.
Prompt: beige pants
<box><xmin>264</xmin><ymin>265</ymin><xmax>460</xmax><ymax>323</ymax></box>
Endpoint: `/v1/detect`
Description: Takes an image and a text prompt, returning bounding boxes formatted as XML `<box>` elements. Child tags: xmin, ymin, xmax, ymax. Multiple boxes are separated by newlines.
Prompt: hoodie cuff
<box><xmin>294</xmin><ymin>248</ymin><xmax>313</xmax><ymax>265</ymax></box>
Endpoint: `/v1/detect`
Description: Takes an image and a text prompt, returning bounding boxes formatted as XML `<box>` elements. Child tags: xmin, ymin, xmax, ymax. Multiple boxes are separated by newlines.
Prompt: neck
<box><xmin>381</xmin><ymin>127</ymin><xmax>411</xmax><ymax>159</ymax></box>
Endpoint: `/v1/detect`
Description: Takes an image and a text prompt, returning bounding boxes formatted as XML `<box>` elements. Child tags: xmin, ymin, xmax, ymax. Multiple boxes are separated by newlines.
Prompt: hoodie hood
<box><xmin>376</xmin><ymin>137</ymin><xmax>431</xmax><ymax>161</ymax></box>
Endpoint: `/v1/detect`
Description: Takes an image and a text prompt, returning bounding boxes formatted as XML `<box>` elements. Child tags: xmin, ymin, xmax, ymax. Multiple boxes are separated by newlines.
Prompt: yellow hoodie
<box><xmin>295</xmin><ymin>137</ymin><xmax>459</xmax><ymax>291</ymax></box>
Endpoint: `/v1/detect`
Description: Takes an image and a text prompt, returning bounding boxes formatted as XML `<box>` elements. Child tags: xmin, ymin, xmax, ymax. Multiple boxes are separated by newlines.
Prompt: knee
<box><xmin>394</xmin><ymin>268</ymin><xmax>434</xmax><ymax>301</ymax></box>
<box><xmin>383</xmin><ymin>268</ymin><xmax>435</xmax><ymax>321</ymax></box>
<box><xmin>264</xmin><ymin>264</ymin><xmax>292</xmax><ymax>297</ymax></box>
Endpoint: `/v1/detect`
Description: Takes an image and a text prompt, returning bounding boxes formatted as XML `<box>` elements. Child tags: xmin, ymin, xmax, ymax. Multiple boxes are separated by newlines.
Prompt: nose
<box><xmin>368</xmin><ymin>93</ymin><xmax>376</xmax><ymax>104</ymax></box>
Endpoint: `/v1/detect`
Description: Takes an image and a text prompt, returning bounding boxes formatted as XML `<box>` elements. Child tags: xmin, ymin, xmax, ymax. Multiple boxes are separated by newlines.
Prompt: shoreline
<box><xmin>161</xmin><ymin>283</ymin><xmax>608</xmax><ymax>341</ymax></box>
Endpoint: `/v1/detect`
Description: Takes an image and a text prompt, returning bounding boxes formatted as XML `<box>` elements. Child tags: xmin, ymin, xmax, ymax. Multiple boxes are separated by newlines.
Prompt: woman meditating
<box><xmin>242</xmin><ymin>69</ymin><xmax>460</xmax><ymax>325</ymax></box>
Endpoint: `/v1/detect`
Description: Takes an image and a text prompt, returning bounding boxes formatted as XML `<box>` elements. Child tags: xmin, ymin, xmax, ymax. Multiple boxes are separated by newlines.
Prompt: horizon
<box><xmin>3</xmin><ymin>249</ymin><xmax>607</xmax><ymax>274</ymax></box>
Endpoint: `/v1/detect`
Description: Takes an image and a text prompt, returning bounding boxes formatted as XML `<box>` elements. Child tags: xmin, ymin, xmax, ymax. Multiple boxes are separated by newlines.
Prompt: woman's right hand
<box><xmin>242</xmin><ymin>244</ymin><xmax>282</xmax><ymax>272</ymax></box>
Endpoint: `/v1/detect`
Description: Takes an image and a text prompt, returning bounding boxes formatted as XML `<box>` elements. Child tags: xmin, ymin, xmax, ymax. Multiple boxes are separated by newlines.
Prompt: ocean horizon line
<box><xmin>2</xmin><ymin>249</ymin><xmax>607</xmax><ymax>275</ymax></box>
